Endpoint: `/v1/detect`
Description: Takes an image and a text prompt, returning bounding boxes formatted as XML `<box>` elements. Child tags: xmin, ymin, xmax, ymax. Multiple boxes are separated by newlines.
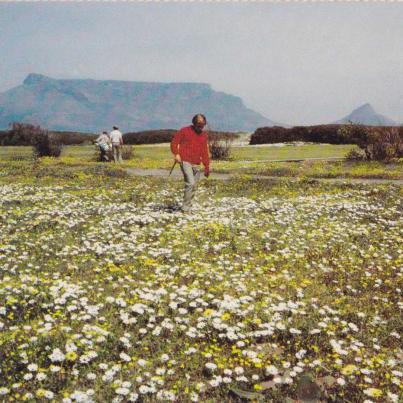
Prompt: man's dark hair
<box><xmin>192</xmin><ymin>114</ymin><xmax>207</xmax><ymax>125</ymax></box>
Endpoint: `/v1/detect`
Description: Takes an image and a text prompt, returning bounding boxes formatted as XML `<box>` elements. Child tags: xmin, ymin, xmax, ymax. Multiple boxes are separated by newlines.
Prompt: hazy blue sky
<box><xmin>1</xmin><ymin>3</ymin><xmax>402</xmax><ymax>125</ymax></box>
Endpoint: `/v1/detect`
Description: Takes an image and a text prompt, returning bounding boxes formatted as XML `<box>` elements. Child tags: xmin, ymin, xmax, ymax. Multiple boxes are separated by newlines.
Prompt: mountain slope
<box><xmin>335</xmin><ymin>103</ymin><xmax>396</xmax><ymax>126</ymax></box>
<box><xmin>0</xmin><ymin>74</ymin><xmax>275</xmax><ymax>132</ymax></box>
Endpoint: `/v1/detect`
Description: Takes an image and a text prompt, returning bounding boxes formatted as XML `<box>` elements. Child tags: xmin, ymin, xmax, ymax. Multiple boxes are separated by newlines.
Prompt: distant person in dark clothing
<box><xmin>171</xmin><ymin>114</ymin><xmax>210</xmax><ymax>213</ymax></box>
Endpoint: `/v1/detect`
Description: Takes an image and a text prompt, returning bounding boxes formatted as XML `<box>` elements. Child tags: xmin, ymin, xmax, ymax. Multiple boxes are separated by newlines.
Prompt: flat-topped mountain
<box><xmin>335</xmin><ymin>103</ymin><xmax>397</xmax><ymax>126</ymax></box>
<box><xmin>0</xmin><ymin>74</ymin><xmax>274</xmax><ymax>132</ymax></box>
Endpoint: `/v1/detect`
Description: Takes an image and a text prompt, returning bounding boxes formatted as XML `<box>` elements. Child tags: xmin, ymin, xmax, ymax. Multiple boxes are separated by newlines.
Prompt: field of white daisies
<box><xmin>0</xmin><ymin>162</ymin><xmax>402</xmax><ymax>402</ymax></box>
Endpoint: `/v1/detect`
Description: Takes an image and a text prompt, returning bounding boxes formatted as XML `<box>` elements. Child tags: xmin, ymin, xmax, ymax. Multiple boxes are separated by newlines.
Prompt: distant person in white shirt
<box><xmin>95</xmin><ymin>131</ymin><xmax>111</xmax><ymax>161</ymax></box>
<box><xmin>110</xmin><ymin>126</ymin><xmax>123</xmax><ymax>163</ymax></box>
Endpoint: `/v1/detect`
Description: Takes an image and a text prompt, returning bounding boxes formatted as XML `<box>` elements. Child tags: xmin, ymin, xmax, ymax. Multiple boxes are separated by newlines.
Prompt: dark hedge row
<box><xmin>0</xmin><ymin>127</ymin><xmax>96</xmax><ymax>146</ymax></box>
<box><xmin>1</xmin><ymin>126</ymin><xmax>239</xmax><ymax>146</ymax></box>
<box><xmin>123</xmin><ymin>130</ymin><xmax>239</xmax><ymax>145</ymax></box>
<box><xmin>250</xmin><ymin>124</ymin><xmax>403</xmax><ymax>145</ymax></box>
<box><xmin>123</xmin><ymin>130</ymin><xmax>177</xmax><ymax>145</ymax></box>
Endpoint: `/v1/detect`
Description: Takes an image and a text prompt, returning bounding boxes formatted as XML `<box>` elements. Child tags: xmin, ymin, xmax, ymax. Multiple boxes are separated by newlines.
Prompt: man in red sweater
<box><xmin>171</xmin><ymin>114</ymin><xmax>210</xmax><ymax>213</ymax></box>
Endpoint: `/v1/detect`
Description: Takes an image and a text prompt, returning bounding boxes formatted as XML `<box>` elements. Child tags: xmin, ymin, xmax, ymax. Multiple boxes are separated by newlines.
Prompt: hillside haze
<box><xmin>0</xmin><ymin>74</ymin><xmax>274</xmax><ymax>132</ymax></box>
<box><xmin>335</xmin><ymin>103</ymin><xmax>397</xmax><ymax>126</ymax></box>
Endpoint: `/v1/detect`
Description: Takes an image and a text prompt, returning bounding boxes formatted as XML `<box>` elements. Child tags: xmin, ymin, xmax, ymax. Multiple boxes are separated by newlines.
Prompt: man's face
<box><xmin>194</xmin><ymin>118</ymin><xmax>206</xmax><ymax>133</ymax></box>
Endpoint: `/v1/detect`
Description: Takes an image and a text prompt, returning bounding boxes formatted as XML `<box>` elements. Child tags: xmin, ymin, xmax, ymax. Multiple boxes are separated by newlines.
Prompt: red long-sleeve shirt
<box><xmin>171</xmin><ymin>126</ymin><xmax>210</xmax><ymax>171</ymax></box>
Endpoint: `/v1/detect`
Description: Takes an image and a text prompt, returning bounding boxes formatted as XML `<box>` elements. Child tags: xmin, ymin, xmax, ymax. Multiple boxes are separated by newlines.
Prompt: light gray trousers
<box><xmin>180</xmin><ymin>161</ymin><xmax>201</xmax><ymax>211</ymax></box>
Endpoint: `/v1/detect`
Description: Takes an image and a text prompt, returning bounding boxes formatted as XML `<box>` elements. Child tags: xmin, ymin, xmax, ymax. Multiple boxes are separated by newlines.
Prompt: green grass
<box><xmin>230</xmin><ymin>144</ymin><xmax>354</xmax><ymax>160</ymax></box>
<box><xmin>0</xmin><ymin>143</ymin><xmax>353</xmax><ymax>162</ymax></box>
<box><xmin>1</xmin><ymin>144</ymin><xmax>402</xmax><ymax>180</ymax></box>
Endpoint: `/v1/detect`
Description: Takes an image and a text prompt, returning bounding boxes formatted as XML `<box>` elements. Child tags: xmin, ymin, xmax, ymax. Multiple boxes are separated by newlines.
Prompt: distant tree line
<box><xmin>123</xmin><ymin>129</ymin><xmax>239</xmax><ymax>145</ymax></box>
<box><xmin>250</xmin><ymin>124</ymin><xmax>403</xmax><ymax>161</ymax></box>
<box><xmin>1</xmin><ymin>125</ymin><xmax>239</xmax><ymax>146</ymax></box>
<box><xmin>250</xmin><ymin>124</ymin><xmax>403</xmax><ymax>145</ymax></box>
<box><xmin>0</xmin><ymin>124</ymin><xmax>97</xmax><ymax>146</ymax></box>
<box><xmin>3</xmin><ymin>122</ymin><xmax>401</xmax><ymax>161</ymax></box>
<box><xmin>123</xmin><ymin>130</ymin><xmax>177</xmax><ymax>145</ymax></box>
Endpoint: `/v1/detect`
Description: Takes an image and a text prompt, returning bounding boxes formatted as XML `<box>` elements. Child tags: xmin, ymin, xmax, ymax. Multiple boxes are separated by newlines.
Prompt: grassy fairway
<box><xmin>0</xmin><ymin>162</ymin><xmax>402</xmax><ymax>402</ymax></box>
<box><xmin>230</xmin><ymin>144</ymin><xmax>354</xmax><ymax>161</ymax></box>
<box><xmin>1</xmin><ymin>143</ymin><xmax>402</xmax><ymax>179</ymax></box>
<box><xmin>0</xmin><ymin>143</ymin><xmax>353</xmax><ymax>162</ymax></box>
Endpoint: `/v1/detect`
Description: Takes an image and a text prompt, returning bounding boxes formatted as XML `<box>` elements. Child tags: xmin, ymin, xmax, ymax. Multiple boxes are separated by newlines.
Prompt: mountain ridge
<box><xmin>0</xmin><ymin>74</ymin><xmax>274</xmax><ymax>132</ymax></box>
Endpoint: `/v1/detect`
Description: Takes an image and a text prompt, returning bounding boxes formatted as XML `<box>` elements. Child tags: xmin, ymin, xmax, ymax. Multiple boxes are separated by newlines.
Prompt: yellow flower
<box><xmin>341</xmin><ymin>364</ymin><xmax>358</xmax><ymax>376</ymax></box>
<box><xmin>36</xmin><ymin>389</ymin><xmax>46</xmax><ymax>398</ymax></box>
<box><xmin>221</xmin><ymin>313</ymin><xmax>231</xmax><ymax>321</ymax></box>
<box><xmin>65</xmin><ymin>351</ymin><xmax>77</xmax><ymax>361</ymax></box>
<box><xmin>364</xmin><ymin>388</ymin><xmax>382</xmax><ymax>398</ymax></box>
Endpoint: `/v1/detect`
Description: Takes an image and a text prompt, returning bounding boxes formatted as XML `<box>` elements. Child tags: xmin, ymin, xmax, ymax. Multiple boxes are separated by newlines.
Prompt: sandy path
<box><xmin>125</xmin><ymin>168</ymin><xmax>403</xmax><ymax>185</ymax></box>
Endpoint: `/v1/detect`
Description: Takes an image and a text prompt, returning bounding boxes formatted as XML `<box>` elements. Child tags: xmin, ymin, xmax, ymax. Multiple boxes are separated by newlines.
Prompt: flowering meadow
<box><xmin>0</xmin><ymin>164</ymin><xmax>402</xmax><ymax>402</ymax></box>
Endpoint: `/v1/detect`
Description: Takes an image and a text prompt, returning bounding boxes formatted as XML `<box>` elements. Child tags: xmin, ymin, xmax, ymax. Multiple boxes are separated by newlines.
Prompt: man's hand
<box><xmin>204</xmin><ymin>169</ymin><xmax>209</xmax><ymax>178</ymax></box>
<box><xmin>175</xmin><ymin>154</ymin><xmax>182</xmax><ymax>163</ymax></box>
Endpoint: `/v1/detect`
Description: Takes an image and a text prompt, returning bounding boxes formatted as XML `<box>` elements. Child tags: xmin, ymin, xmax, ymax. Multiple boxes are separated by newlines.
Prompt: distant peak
<box><xmin>23</xmin><ymin>73</ymin><xmax>51</xmax><ymax>86</ymax></box>
<box><xmin>353</xmin><ymin>103</ymin><xmax>375</xmax><ymax>114</ymax></box>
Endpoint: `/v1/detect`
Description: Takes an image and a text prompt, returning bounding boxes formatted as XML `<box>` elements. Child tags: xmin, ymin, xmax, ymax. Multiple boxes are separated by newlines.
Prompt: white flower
<box><xmin>119</xmin><ymin>352</ymin><xmax>131</xmax><ymax>362</ymax></box>
<box><xmin>337</xmin><ymin>378</ymin><xmax>345</xmax><ymax>386</ymax></box>
<box><xmin>137</xmin><ymin>359</ymin><xmax>147</xmax><ymax>367</ymax></box>
<box><xmin>156</xmin><ymin>367</ymin><xmax>166</xmax><ymax>375</ymax></box>
<box><xmin>156</xmin><ymin>390</ymin><xmax>176</xmax><ymax>401</ymax></box>
<box><xmin>190</xmin><ymin>392</ymin><xmax>199</xmax><ymax>402</ymax></box>
<box><xmin>115</xmin><ymin>388</ymin><xmax>130</xmax><ymax>396</ymax></box>
<box><xmin>209</xmin><ymin>379</ymin><xmax>220</xmax><ymax>387</ymax></box>
<box><xmin>128</xmin><ymin>392</ymin><xmax>139</xmax><ymax>402</ymax></box>
<box><xmin>205</xmin><ymin>362</ymin><xmax>217</xmax><ymax>371</ymax></box>
<box><xmin>348</xmin><ymin>322</ymin><xmax>359</xmax><ymax>332</ymax></box>
<box><xmin>234</xmin><ymin>367</ymin><xmax>244</xmax><ymax>375</ymax></box>
<box><xmin>289</xmin><ymin>328</ymin><xmax>301</xmax><ymax>335</ymax></box>
<box><xmin>0</xmin><ymin>388</ymin><xmax>9</xmax><ymax>395</ymax></box>
<box><xmin>265</xmin><ymin>365</ymin><xmax>278</xmax><ymax>376</ymax></box>
<box><xmin>49</xmin><ymin>348</ymin><xmax>65</xmax><ymax>362</ymax></box>
<box><xmin>387</xmin><ymin>392</ymin><xmax>399</xmax><ymax>402</ymax></box>
<box><xmin>139</xmin><ymin>385</ymin><xmax>150</xmax><ymax>394</ymax></box>
<box><xmin>44</xmin><ymin>391</ymin><xmax>54</xmax><ymax>399</ymax></box>
<box><xmin>160</xmin><ymin>354</ymin><xmax>169</xmax><ymax>362</ymax></box>
<box><xmin>70</xmin><ymin>390</ymin><xmax>93</xmax><ymax>402</ymax></box>
<box><xmin>36</xmin><ymin>373</ymin><xmax>47</xmax><ymax>381</ymax></box>
<box><xmin>295</xmin><ymin>349</ymin><xmax>306</xmax><ymax>359</ymax></box>
<box><xmin>66</xmin><ymin>342</ymin><xmax>78</xmax><ymax>352</ymax></box>
<box><xmin>27</xmin><ymin>363</ymin><xmax>38</xmax><ymax>372</ymax></box>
